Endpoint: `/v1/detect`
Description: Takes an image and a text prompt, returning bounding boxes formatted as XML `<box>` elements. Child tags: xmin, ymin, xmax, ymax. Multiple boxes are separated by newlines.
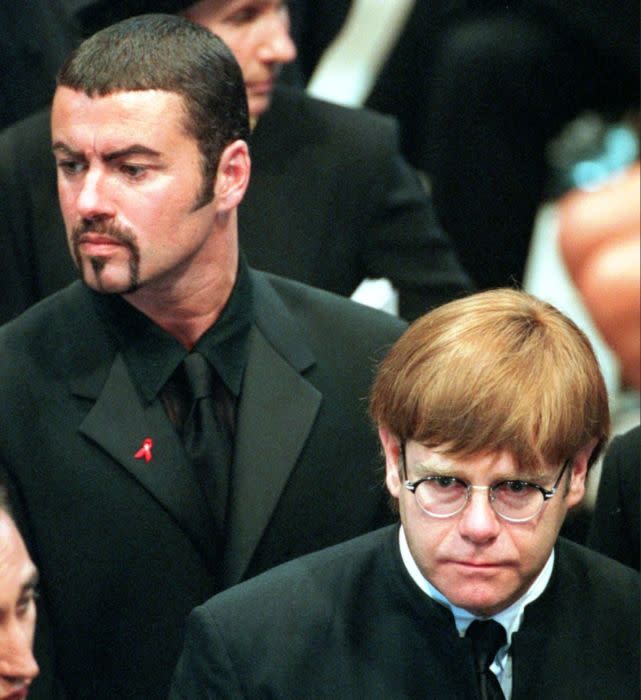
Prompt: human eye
<box><xmin>492</xmin><ymin>479</ymin><xmax>541</xmax><ymax>505</ymax></box>
<box><xmin>429</xmin><ymin>475</ymin><xmax>460</xmax><ymax>489</ymax></box>
<box><xmin>500</xmin><ymin>480</ymin><xmax>540</xmax><ymax>494</ymax></box>
<box><xmin>416</xmin><ymin>475</ymin><xmax>466</xmax><ymax>512</ymax></box>
<box><xmin>56</xmin><ymin>159</ymin><xmax>85</xmax><ymax>176</ymax></box>
<box><xmin>419</xmin><ymin>476</ymin><xmax>466</xmax><ymax>496</ymax></box>
<box><xmin>227</xmin><ymin>3</ymin><xmax>261</xmax><ymax>24</ymax></box>
<box><xmin>16</xmin><ymin>587</ymin><xmax>38</xmax><ymax>617</ymax></box>
<box><xmin>119</xmin><ymin>163</ymin><xmax>148</xmax><ymax>179</ymax></box>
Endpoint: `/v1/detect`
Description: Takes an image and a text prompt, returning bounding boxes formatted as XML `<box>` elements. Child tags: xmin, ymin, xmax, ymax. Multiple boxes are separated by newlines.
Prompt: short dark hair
<box><xmin>57</xmin><ymin>14</ymin><xmax>250</xmax><ymax>205</ymax></box>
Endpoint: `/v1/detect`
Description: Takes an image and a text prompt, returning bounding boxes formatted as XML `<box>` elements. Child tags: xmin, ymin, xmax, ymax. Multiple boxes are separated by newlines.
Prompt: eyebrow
<box><xmin>22</xmin><ymin>567</ymin><xmax>39</xmax><ymax>595</ymax></box>
<box><xmin>51</xmin><ymin>142</ymin><xmax>162</xmax><ymax>161</ymax></box>
<box><xmin>52</xmin><ymin>142</ymin><xmax>84</xmax><ymax>158</ymax></box>
<box><xmin>412</xmin><ymin>458</ymin><xmax>547</xmax><ymax>483</ymax></box>
<box><xmin>104</xmin><ymin>145</ymin><xmax>162</xmax><ymax>162</ymax></box>
<box><xmin>412</xmin><ymin>458</ymin><xmax>454</xmax><ymax>478</ymax></box>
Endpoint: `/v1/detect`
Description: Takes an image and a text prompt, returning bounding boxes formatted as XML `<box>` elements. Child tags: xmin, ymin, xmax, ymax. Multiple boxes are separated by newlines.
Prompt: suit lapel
<box><xmin>222</xmin><ymin>272</ymin><xmax>321</xmax><ymax>586</ymax></box>
<box><xmin>223</xmin><ymin>328</ymin><xmax>321</xmax><ymax>586</ymax></box>
<box><xmin>76</xmin><ymin>353</ymin><xmax>216</xmax><ymax>568</ymax></box>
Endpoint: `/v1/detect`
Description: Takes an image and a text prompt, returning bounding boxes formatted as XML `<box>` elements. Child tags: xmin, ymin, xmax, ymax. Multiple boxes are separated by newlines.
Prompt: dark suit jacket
<box><xmin>0</xmin><ymin>0</ymin><xmax>78</xmax><ymax>129</ymax></box>
<box><xmin>243</xmin><ymin>86</ymin><xmax>472</xmax><ymax>320</ymax></box>
<box><xmin>171</xmin><ymin>524</ymin><xmax>640</xmax><ymax>699</ymax></box>
<box><xmin>0</xmin><ymin>271</ymin><xmax>405</xmax><ymax>699</ymax></box>
<box><xmin>587</xmin><ymin>425</ymin><xmax>640</xmax><ymax>571</ymax></box>
<box><xmin>0</xmin><ymin>86</ymin><xmax>471</xmax><ymax>325</ymax></box>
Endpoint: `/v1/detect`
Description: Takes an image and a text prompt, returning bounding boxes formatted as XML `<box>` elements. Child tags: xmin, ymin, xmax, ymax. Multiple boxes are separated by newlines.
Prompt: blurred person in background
<box><xmin>0</xmin><ymin>481</ymin><xmax>40</xmax><ymax>700</ymax></box>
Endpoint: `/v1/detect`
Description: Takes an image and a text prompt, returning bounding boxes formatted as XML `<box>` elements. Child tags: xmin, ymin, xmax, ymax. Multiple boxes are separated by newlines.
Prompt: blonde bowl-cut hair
<box><xmin>370</xmin><ymin>289</ymin><xmax>610</xmax><ymax>472</ymax></box>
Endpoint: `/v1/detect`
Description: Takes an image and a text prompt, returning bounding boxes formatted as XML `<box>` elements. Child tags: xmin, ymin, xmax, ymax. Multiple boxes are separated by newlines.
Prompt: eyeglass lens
<box><xmin>414</xmin><ymin>478</ymin><xmax>545</xmax><ymax>520</ymax></box>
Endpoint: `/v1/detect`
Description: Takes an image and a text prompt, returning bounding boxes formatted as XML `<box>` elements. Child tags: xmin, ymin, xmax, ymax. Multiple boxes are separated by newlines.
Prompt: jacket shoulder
<box><xmin>0</xmin><ymin>107</ymin><xmax>52</xmax><ymax>176</ymax></box>
<box><xmin>254</xmin><ymin>269</ymin><xmax>407</xmax><ymax>348</ymax></box>
<box><xmin>267</xmin><ymin>85</ymin><xmax>400</xmax><ymax>154</ymax></box>
<box><xmin>0</xmin><ymin>283</ymin><xmax>99</xmax><ymax>364</ymax></box>
<box><xmin>556</xmin><ymin>537</ymin><xmax>640</xmax><ymax>602</ymax></box>
<box><xmin>204</xmin><ymin>526</ymin><xmax>395</xmax><ymax>619</ymax></box>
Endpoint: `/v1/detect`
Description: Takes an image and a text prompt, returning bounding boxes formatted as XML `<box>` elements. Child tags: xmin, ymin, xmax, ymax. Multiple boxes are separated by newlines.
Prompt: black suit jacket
<box><xmin>587</xmin><ymin>425</ymin><xmax>640</xmax><ymax>571</ymax></box>
<box><xmin>171</xmin><ymin>524</ymin><xmax>640</xmax><ymax>699</ymax></box>
<box><xmin>0</xmin><ymin>0</ymin><xmax>78</xmax><ymax>129</ymax></box>
<box><xmin>0</xmin><ymin>86</ymin><xmax>471</xmax><ymax>325</ymax></box>
<box><xmin>0</xmin><ymin>272</ymin><xmax>405</xmax><ymax>698</ymax></box>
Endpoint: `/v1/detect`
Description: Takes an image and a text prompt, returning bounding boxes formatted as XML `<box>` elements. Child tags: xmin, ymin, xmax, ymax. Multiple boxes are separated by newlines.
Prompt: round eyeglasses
<box><xmin>401</xmin><ymin>445</ymin><xmax>570</xmax><ymax>523</ymax></box>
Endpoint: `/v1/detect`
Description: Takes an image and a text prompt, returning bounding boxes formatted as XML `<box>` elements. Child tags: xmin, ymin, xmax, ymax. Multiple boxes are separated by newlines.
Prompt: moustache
<box><xmin>71</xmin><ymin>220</ymin><xmax>137</xmax><ymax>248</ymax></box>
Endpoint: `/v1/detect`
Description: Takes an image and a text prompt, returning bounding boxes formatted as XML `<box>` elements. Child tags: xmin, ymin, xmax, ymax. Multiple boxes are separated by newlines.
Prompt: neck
<box><xmin>123</xmin><ymin>225</ymin><xmax>239</xmax><ymax>349</ymax></box>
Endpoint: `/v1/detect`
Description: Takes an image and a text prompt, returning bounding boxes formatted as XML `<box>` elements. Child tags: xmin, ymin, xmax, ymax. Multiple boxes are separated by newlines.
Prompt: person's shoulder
<box><xmin>0</xmin><ymin>282</ymin><xmax>91</xmax><ymax>357</ymax></box>
<box><xmin>604</xmin><ymin>425</ymin><xmax>640</xmax><ymax>492</ymax></box>
<box><xmin>556</xmin><ymin>537</ymin><xmax>640</xmax><ymax>597</ymax></box>
<box><xmin>0</xmin><ymin>284</ymin><xmax>113</xmax><ymax>411</ymax></box>
<box><xmin>609</xmin><ymin>424</ymin><xmax>640</xmax><ymax>460</ymax></box>
<box><xmin>177</xmin><ymin>526</ymin><xmax>398</xmax><ymax>688</ymax></box>
<box><xmin>0</xmin><ymin>106</ymin><xmax>52</xmax><ymax>170</ymax></box>
<box><xmin>553</xmin><ymin>539</ymin><xmax>639</xmax><ymax>652</ymax></box>
<box><xmin>202</xmin><ymin>525</ymin><xmax>395</xmax><ymax>619</ymax></box>
<box><xmin>254</xmin><ymin>269</ymin><xmax>407</xmax><ymax>344</ymax></box>
<box><xmin>270</xmin><ymin>84</ymin><xmax>399</xmax><ymax>148</ymax></box>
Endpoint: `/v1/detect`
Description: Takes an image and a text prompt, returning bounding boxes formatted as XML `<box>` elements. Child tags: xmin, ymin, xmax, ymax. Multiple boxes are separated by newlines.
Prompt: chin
<box><xmin>80</xmin><ymin>261</ymin><xmax>139</xmax><ymax>295</ymax></box>
<box><xmin>82</xmin><ymin>277</ymin><xmax>137</xmax><ymax>296</ymax></box>
<box><xmin>444</xmin><ymin>578</ymin><xmax>515</xmax><ymax>617</ymax></box>
<box><xmin>249</xmin><ymin>96</ymin><xmax>271</xmax><ymax>122</ymax></box>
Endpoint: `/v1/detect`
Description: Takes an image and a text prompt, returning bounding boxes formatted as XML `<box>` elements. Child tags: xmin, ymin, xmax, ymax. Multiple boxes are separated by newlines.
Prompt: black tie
<box><xmin>182</xmin><ymin>352</ymin><xmax>233</xmax><ymax>541</ymax></box>
<box><xmin>466</xmin><ymin>619</ymin><xmax>507</xmax><ymax>700</ymax></box>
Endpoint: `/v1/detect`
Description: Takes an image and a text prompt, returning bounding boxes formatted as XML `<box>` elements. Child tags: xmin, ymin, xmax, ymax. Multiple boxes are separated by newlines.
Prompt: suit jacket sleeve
<box><xmin>170</xmin><ymin>607</ymin><xmax>244</xmax><ymax>700</ymax></box>
<box><xmin>359</xmin><ymin>117</ymin><xmax>473</xmax><ymax>320</ymax></box>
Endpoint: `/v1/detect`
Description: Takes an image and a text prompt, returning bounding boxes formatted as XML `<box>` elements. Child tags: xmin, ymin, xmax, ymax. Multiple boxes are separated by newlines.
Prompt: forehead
<box><xmin>0</xmin><ymin>513</ymin><xmax>35</xmax><ymax>600</ymax></box>
<box><xmin>51</xmin><ymin>87</ymin><xmax>191</xmax><ymax>150</ymax></box>
<box><xmin>185</xmin><ymin>0</ymin><xmax>285</xmax><ymax>21</ymax></box>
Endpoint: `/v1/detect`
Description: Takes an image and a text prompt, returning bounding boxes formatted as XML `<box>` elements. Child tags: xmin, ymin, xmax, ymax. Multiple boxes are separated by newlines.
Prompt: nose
<box><xmin>0</xmin><ymin>624</ymin><xmax>40</xmax><ymax>687</ymax></box>
<box><xmin>457</xmin><ymin>486</ymin><xmax>501</xmax><ymax>543</ymax></box>
<box><xmin>257</xmin><ymin>12</ymin><xmax>297</xmax><ymax>65</ymax></box>
<box><xmin>75</xmin><ymin>167</ymin><xmax>115</xmax><ymax>222</ymax></box>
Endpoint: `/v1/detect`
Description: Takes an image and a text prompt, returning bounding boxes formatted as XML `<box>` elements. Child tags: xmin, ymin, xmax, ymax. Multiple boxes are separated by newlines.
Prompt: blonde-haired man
<box><xmin>172</xmin><ymin>289</ymin><xmax>639</xmax><ymax>699</ymax></box>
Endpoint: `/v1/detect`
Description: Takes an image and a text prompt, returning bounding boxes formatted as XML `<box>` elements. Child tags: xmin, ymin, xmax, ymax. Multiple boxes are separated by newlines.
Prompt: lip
<box><xmin>4</xmin><ymin>687</ymin><xmax>29</xmax><ymax>700</ymax></box>
<box><xmin>247</xmin><ymin>79</ymin><xmax>275</xmax><ymax>96</ymax></box>
<box><xmin>79</xmin><ymin>234</ymin><xmax>123</xmax><ymax>246</ymax></box>
<box><xmin>78</xmin><ymin>234</ymin><xmax>125</xmax><ymax>254</ymax></box>
<box><xmin>449</xmin><ymin>560</ymin><xmax>508</xmax><ymax>570</ymax></box>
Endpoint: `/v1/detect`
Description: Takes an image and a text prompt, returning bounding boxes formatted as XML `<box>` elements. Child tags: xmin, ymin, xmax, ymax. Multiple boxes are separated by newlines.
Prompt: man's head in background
<box><xmin>0</xmin><ymin>484</ymin><xmax>39</xmax><ymax>699</ymax></box>
<box><xmin>76</xmin><ymin>0</ymin><xmax>298</xmax><ymax>122</ymax></box>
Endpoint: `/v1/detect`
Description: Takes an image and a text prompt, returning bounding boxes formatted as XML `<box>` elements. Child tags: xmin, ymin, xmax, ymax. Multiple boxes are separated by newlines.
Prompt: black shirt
<box><xmin>90</xmin><ymin>254</ymin><xmax>254</xmax><ymax>431</ymax></box>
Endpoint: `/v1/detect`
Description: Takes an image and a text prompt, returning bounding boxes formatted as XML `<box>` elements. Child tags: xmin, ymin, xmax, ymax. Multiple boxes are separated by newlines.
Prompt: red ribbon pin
<box><xmin>134</xmin><ymin>437</ymin><xmax>153</xmax><ymax>463</ymax></box>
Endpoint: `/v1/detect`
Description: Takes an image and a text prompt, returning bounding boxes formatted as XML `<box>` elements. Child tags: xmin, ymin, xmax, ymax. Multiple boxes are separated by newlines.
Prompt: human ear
<box><xmin>214</xmin><ymin>139</ymin><xmax>251</xmax><ymax>211</ymax></box>
<box><xmin>379</xmin><ymin>426</ymin><xmax>402</xmax><ymax>498</ymax></box>
<box><xmin>566</xmin><ymin>438</ymin><xmax>598</xmax><ymax>508</ymax></box>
